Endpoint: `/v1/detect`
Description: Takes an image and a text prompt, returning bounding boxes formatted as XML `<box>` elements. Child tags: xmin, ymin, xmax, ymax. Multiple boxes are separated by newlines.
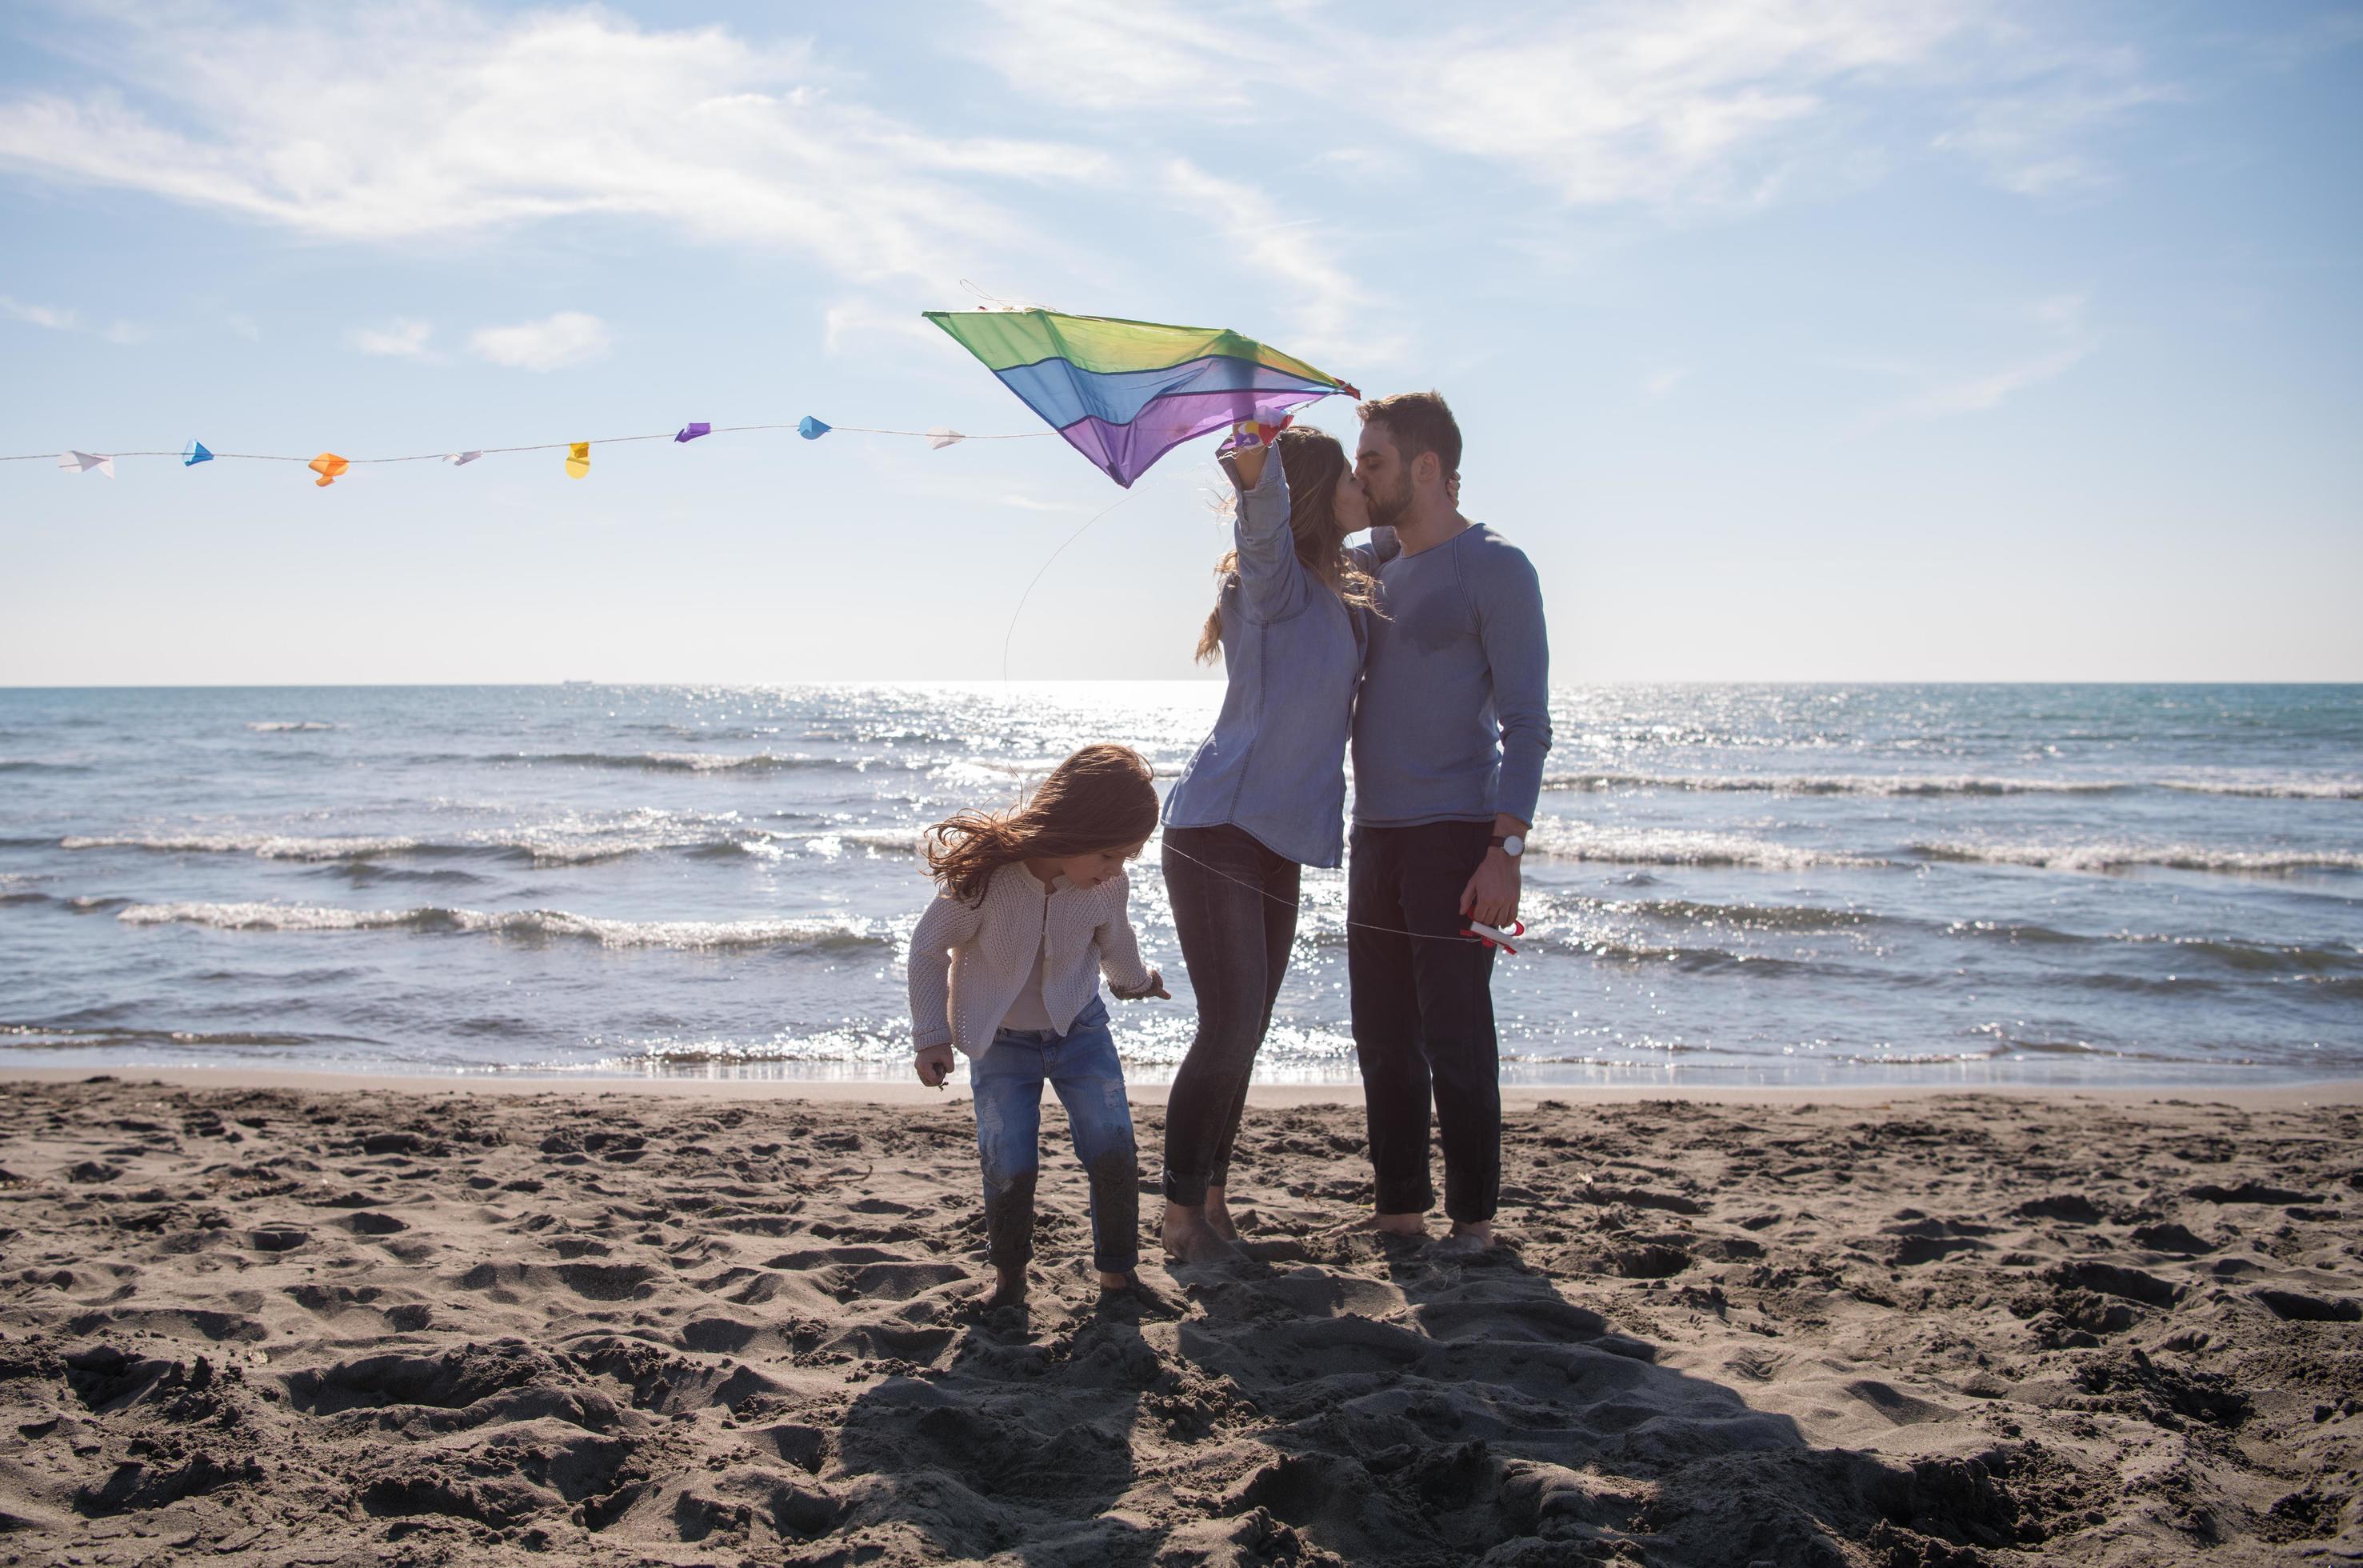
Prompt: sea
<box><xmin>2</xmin><ymin>683</ymin><xmax>2357</xmax><ymax>1087</ymax></box>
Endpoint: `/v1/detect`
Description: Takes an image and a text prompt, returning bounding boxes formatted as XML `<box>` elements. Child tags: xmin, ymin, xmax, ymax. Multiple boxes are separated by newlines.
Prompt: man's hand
<box><xmin>914</xmin><ymin>1043</ymin><xmax>956</xmax><ymax>1089</ymax></box>
<box><xmin>1119</xmin><ymin>967</ymin><xmax>1173</xmax><ymax>1001</ymax></box>
<box><xmin>1459</xmin><ymin>850</ymin><xmax>1521</xmax><ymax>931</ymax></box>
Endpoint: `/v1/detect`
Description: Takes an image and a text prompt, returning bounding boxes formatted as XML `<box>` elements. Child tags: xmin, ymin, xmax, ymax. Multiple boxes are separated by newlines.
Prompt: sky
<box><xmin>2</xmin><ymin>0</ymin><xmax>2358</xmax><ymax>686</ymax></box>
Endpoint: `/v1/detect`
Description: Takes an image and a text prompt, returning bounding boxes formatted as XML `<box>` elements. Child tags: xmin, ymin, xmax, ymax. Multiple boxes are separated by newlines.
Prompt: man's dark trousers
<box><xmin>1345</xmin><ymin>818</ymin><xmax>1500</xmax><ymax>1223</ymax></box>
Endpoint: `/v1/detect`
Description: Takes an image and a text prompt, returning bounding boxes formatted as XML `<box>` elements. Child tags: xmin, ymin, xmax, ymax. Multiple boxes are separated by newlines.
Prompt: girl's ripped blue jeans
<box><xmin>970</xmin><ymin>997</ymin><xmax>1139</xmax><ymax>1274</ymax></box>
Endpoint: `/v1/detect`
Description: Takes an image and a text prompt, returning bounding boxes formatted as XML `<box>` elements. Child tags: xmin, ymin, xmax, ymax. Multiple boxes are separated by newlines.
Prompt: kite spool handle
<box><xmin>1462</xmin><ymin>919</ymin><xmax>1525</xmax><ymax>956</ymax></box>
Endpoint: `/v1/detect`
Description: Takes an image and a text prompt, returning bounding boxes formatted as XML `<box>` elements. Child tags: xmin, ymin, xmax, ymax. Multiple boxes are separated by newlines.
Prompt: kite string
<box><xmin>1154</xmin><ymin>838</ymin><xmax>1490</xmax><ymax>946</ymax></box>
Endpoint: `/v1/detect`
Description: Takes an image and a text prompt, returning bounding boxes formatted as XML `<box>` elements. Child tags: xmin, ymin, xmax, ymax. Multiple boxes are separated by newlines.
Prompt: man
<box><xmin>1347</xmin><ymin>391</ymin><xmax>1551</xmax><ymax>1251</ymax></box>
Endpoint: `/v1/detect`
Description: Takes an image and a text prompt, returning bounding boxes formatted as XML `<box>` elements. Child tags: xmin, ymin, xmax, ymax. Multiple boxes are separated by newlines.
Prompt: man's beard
<box><xmin>1366</xmin><ymin>475</ymin><xmax>1412</xmax><ymax>530</ymax></box>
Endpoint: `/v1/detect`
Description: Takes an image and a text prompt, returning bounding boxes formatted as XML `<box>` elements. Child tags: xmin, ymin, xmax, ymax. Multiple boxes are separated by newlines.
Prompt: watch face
<box><xmin>1502</xmin><ymin>835</ymin><xmax>1524</xmax><ymax>857</ymax></box>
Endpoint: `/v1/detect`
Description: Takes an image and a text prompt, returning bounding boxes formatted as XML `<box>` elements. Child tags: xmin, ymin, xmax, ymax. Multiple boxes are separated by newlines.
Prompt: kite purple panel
<box><xmin>1059</xmin><ymin>386</ymin><xmax>1338</xmax><ymax>488</ymax></box>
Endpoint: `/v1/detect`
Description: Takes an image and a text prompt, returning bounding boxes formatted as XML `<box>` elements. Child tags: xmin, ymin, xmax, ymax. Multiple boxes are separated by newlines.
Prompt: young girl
<box><xmin>908</xmin><ymin>742</ymin><xmax>1170</xmax><ymax>1308</ymax></box>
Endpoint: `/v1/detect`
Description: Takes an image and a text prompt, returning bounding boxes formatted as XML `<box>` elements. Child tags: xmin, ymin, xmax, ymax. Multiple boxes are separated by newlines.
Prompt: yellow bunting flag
<box><xmin>566</xmin><ymin>442</ymin><xmax>590</xmax><ymax>480</ymax></box>
<box><xmin>310</xmin><ymin>453</ymin><xmax>350</xmax><ymax>488</ymax></box>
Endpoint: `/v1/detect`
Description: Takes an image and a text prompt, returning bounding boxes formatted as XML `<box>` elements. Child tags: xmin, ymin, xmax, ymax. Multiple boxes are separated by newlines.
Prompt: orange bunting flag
<box><xmin>310</xmin><ymin>453</ymin><xmax>350</xmax><ymax>487</ymax></box>
<box><xmin>566</xmin><ymin>442</ymin><xmax>590</xmax><ymax>479</ymax></box>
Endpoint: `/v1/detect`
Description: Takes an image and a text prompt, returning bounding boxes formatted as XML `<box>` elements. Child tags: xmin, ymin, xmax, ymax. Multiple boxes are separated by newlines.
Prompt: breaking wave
<box><xmin>1542</xmin><ymin>770</ymin><xmax>2129</xmax><ymax>797</ymax></box>
<box><xmin>246</xmin><ymin>721</ymin><xmax>340</xmax><ymax>732</ymax></box>
<box><xmin>114</xmin><ymin>901</ymin><xmax>890</xmax><ymax>951</ymax></box>
<box><xmin>509</xmin><ymin>750</ymin><xmax>854</xmax><ymax>774</ymax></box>
<box><xmin>1909</xmin><ymin>841</ymin><xmax>2363</xmax><ymax>875</ymax></box>
<box><xmin>1525</xmin><ymin>824</ymin><xmax>1885</xmax><ymax>870</ymax></box>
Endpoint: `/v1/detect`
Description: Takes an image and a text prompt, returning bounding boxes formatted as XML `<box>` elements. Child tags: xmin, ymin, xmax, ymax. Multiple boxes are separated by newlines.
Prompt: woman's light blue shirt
<box><xmin>1162</xmin><ymin>458</ymin><xmax>1364</xmax><ymax>869</ymax></box>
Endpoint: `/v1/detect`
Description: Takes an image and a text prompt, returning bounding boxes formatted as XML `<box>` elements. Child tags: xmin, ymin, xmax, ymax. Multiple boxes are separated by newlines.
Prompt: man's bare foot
<box><xmin>1162</xmin><ymin>1202</ymin><xmax>1241</xmax><ymax>1264</ymax></box>
<box><xmin>1204</xmin><ymin>1186</ymin><xmax>1240</xmax><ymax>1242</ymax></box>
<box><xmin>1429</xmin><ymin>1220</ymin><xmax>1495</xmax><ymax>1257</ymax></box>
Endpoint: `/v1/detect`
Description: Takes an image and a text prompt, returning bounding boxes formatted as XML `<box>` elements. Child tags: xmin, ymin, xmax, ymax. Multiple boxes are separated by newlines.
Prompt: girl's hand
<box><xmin>1130</xmin><ymin>967</ymin><xmax>1172</xmax><ymax>1000</ymax></box>
<box><xmin>915</xmin><ymin>1043</ymin><xmax>957</xmax><ymax>1088</ymax></box>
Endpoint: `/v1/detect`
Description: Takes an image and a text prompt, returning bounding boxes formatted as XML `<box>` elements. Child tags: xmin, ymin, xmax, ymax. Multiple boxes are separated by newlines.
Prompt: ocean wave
<box><xmin>56</xmin><ymin>818</ymin><xmax>790</xmax><ymax>867</ymax></box>
<box><xmin>510</xmin><ymin>750</ymin><xmax>851</xmax><ymax>774</ymax></box>
<box><xmin>1910</xmin><ymin>841</ymin><xmax>2363</xmax><ymax>874</ymax></box>
<box><xmin>0</xmin><ymin>1021</ymin><xmax>364</xmax><ymax>1050</ymax></box>
<box><xmin>1946</xmin><ymin>919</ymin><xmax>2363</xmax><ymax>971</ymax></box>
<box><xmin>62</xmin><ymin>832</ymin><xmax>426</xmax><ymax>861</ymax></box>
<box><xmin>0</xmin><ymin>759</ymin><xmax>92</xmax><ymax>774</ymax></box>
<box><xmin>1525</xmin><ymin>824</ymin><xmax>1884</xmax><ymax>870</ymax></box>
<box><xmin>1541</xmin><ymin>770</ymin><xmax>2127</xmax><ymax>798</ymax></box>
<box><xmin>247</xmin><ymin>721</ymin><xmax>340</xmax><ymax>732</ymax></box>
<box><xmin>2160</xmin><ymin>778</ymin><xmax>2363</xmax><ymax>801</ymax></box>
<box><xmin>114</xmin><ymin>900</ymin><xmax>888</xmax><ymax>951</ymax></box>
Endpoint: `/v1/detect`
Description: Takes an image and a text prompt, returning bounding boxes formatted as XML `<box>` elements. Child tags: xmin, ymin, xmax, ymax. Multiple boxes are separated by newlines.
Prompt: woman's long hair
<box><xmin>924</xmin><ymin>743</ymin><xmax>1160</xmax><ymax>904</ymax></box>
<box><xmin>1195</xmin><ymin>426</ymin><xmax>1379</xmax><ymax>662</ymax></box>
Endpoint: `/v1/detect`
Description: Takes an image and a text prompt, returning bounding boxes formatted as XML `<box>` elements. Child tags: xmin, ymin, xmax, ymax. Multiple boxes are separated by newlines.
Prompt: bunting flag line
<box><xmin>6</xmin><ymin>418</ymin><xmax>1050</xmax><ymax>486</ymax></box>
<box><xmin>566</xmin><ymin>442</ymin><xmax>591</xmax><ymax>479</ymax></box>
<box><xmin>923</xmin><ymin>308</ymin><xmax>1358</xmax><ymax>487</ymax></box>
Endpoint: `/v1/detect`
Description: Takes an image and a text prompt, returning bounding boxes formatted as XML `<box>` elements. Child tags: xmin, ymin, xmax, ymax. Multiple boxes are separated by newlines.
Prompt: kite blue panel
<box><xmin>994</xmin><ymin>354</ymin><xmax>1334</xmax><ymax>432</ymax></box>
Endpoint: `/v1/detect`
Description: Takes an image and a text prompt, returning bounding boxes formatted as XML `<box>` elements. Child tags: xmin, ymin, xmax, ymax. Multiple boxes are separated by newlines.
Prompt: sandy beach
<box><xmin>1</xmin><ymin>1074</ymin><xmax>2357</xmax><ymax>1566</ymax></box>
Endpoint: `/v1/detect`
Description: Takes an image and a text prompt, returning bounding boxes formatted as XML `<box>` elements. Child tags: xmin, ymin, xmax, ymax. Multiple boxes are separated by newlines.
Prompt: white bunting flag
<box><xmin>445</xmin><ymin>450</ymin><xmax>482</xmax><ymax>466</ymax></box>
<box><xmin>58</xmin><ymin>450</ymin><xmax>115</xmax><ymax>478</ymax></box>
<box><xmin>926</xmin><ymin>428</ymin><xmax>966</xmax><ymax>450</ymax></box>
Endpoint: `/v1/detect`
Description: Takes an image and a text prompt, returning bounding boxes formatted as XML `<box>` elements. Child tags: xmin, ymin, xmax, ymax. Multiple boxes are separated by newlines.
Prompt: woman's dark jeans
<box><xmin>1161</xmin><ymin>823</ymin><xmax>1301</xmax><ymax>1206</ymax></box>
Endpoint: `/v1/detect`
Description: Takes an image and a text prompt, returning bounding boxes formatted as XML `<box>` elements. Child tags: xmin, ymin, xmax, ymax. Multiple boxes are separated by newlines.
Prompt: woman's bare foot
<box><xmin>979</xmin><ymin>1265</ymin><xmax>1029</xmax><ymax>1310</ymax></box>
<box><xmin>1162</xmin><ymin>1202</ymin><xmax>1240</xmax><ymax>1264</ymax></box>
<box><xmin>1203</xmin><ymin>1185</ymin><xmax>1240</xmax><ymax>1242</ymax></box>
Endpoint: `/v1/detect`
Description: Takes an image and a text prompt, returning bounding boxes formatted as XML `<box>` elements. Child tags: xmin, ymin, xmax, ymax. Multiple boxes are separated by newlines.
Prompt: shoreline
<box><xmin>6</xmin><ymin>1064</ymin><xmax>2361</xmax><ymax>1110</ymax></box>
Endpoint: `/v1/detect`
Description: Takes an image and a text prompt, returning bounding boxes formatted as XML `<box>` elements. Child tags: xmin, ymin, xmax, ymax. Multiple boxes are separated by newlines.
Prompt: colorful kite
<box><xmin>182</xmin><ymin>441</ymin><xmax>213</xmax><ymax>467</ymax></box>
<box><xmin>310</xmin><ymin>453</ymin><xmax>348</xmax><ymax>487</ymax></box>
<box><xmin>922</xmin><ymin>309</ymin><xmax>1358</xmax><ymax>487</ymax></box>
<box><xmin>566</xmin><ymin>442</ymin><xmax>590</xmax><ymax>479</ymax></box>
<box><xmin>675</xmin><ymin>422</ymin><xmax>711</xmax><ymax>443</ymax></box>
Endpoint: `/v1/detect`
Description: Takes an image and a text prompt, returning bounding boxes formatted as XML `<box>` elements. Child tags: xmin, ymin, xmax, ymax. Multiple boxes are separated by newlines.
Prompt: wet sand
<box><xmin>1</xmin><ymin>1074</ymin><xmax>2357</xmax><ymax>1565</ymax></box>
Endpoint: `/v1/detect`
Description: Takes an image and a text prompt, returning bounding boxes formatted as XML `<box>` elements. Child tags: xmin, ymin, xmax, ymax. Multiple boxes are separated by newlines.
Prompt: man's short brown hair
<box><xmin>1357</xmin><ymin>390</ymin><xmax>1461</xmax><ymax>479</ymax></box>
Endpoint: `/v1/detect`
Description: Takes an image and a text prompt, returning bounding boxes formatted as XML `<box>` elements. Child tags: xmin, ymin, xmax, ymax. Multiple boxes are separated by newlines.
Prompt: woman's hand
<box><xmin>1218</xmin><ymin>442</ymin><xmax>1269</xmax><ymax>494</ymax></box>
<box><xmin>914</xmin><ymin>1043</ymin><xmax>957</xmax><ymax>1088</ymax></box>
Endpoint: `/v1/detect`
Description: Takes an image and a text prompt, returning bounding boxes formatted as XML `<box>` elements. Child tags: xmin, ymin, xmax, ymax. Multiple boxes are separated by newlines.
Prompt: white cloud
<box><xmin>1160</xmin><ymin>159</ymin><xmax>1377</xmax><ymax>359</ymax></box>
<box><xmin>348</xmin><ymin>318</ymin><xmax>435</xmax><ymax>358</ymax></box>
<box><xmin>1892</xmin><ymin>343</ymin><xmax>2090</xmax><ymax>421</ymax></box>
<box><xmin>974</xmin><ymin>0</ymin><xmax>1973</xmax><ymax>208</ymax></box>
<box><xmin>0</xmin><ymin>6</ymin><xmax>1108</xmax><ymax>280</ymax></box>
<box><xmin>1856</xmin><ymin>291</ymin><xmax>2096</xmax><ymax>429</ymax></box>
<box><xmin>469</xmin><ymin>310</ymin><xmax>610</xmax><ymax>371</ymax></box>
<box><xmin>1936</xmin><ymin>78</ymin><xmax>2178</xmax><ymax>194</ymax></box>
<box><xmin>1</xmin><ymin>294</ymin><xmax>76</xmax><ymax>330</ymax></box>
<box><xmin>98</xmin><ymin>319</ymin><xmax>148</xmax><ymax>345</ymax></box>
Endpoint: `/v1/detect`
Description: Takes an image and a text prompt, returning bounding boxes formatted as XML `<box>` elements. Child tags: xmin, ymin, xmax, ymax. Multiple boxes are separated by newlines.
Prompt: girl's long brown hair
<box><xmin>925</xmin><ymin>743</ymin><xmax>1160</xmax><ymax>904</ymax></box>
<box><xmin>1196</xmin><ymin>425</ymin><xmax>1379</xmax><ymax>662</ymax></box>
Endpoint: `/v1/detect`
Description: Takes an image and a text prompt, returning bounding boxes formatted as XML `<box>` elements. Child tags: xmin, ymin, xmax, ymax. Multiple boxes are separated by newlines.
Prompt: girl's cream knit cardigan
<box><xmin>907</xmin><ymin>862</ymin><xmax>1159</xmax><ymax>1058</ymax></box>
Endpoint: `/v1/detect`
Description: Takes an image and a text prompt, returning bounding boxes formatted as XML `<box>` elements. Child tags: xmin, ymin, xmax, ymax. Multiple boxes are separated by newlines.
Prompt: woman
<box><xmin>1159</xmin><ymin>425</ymin><xmax>1374</xmax><ymax>1262</ymax></box>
